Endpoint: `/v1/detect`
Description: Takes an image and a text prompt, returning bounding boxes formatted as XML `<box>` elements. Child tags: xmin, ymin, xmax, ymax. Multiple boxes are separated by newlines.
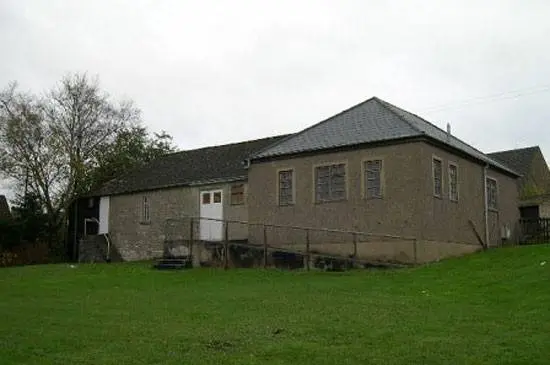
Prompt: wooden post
<box><xmin>224</xmin><ymin>221</ymin><xmax>229</xmax><ymax>270</ymax></box>
<box><xmin>305</xmin><ymin>229</ymin><xmax>310</xmax><ymax>271</ymax></box>
<box><xmin>189</xmin><ymin>218</ymin><xmax>194</xmax><ymax>268</ymax></box>
<box><xmin>413</xmin><ymin>239</ymin><xmax>418</xmax><ymax>265</ymax></box>
<box><xmin>352</xmin><ymin>233</ymin><xmax>357</xmax><ymax>258</ymax></box>
<box><xmin>263</xmin><ymin>225</ymin><xmax>268</xmax><ymax>268</ymax></box>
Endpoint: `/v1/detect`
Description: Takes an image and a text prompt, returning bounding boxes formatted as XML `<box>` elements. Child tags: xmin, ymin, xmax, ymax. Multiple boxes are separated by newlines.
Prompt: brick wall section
<box><xmin>108</xmin><ymin>182</ymin><xmax>248</xmax><ymax>261</ymax></box>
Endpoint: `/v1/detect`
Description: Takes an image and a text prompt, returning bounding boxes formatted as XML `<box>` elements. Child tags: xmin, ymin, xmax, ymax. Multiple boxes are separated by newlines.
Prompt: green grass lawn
<box><xmin>1</xmin><ymin>245</ymin><xmax>549</xmax><ymax>365</ymax></box>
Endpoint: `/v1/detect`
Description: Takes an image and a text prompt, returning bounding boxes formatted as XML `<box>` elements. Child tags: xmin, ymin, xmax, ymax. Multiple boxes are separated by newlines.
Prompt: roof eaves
<box><xmin>90</xmin><ymin>176</ymin><xmax>248</xmax><ymax>197</ymax></box>
<box><xmin>250</xmin><ymin>135</ymin><xmax>425</xmax><ymax>163</ymax></box>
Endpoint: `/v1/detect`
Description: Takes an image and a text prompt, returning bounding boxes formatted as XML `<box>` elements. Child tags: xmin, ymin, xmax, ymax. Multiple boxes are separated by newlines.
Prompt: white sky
<box><xmin>1</xmin><ymin>0</ymin><xmax>550</xmax><ymax>201</ymax></box>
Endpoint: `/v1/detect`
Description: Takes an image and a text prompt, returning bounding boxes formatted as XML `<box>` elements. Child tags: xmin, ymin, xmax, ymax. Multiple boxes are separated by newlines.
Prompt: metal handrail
<box><xmin>170</xmin><ymin>215</ymin><xmax>417</xmax><ymax>241</ymax></box>
<box><xmin>103</xmin><ymin>233</ymin><xmax>112</xmax><ymax>262</ymax></box>
<box><xmin>83</xmin><ymin>217</ymin><xmax>99</xmax><ymax>236</ymax></box>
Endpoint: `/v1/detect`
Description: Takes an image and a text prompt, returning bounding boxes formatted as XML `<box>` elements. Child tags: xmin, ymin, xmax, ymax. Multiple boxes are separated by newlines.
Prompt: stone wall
<box><xmin>107</xmin><ymin>182</ymin><xmax>248</xmax><ymax>261</ymax></box>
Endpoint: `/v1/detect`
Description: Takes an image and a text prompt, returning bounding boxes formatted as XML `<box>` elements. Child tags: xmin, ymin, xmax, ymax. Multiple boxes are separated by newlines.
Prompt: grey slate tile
<box><xmin>253</xmin><ymin>97</ymin><xmax>518</xmax><ymax>176</ymax></box>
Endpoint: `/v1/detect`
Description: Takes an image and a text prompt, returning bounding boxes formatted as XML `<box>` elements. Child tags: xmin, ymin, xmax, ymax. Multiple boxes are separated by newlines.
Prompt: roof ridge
<box><xmin>372</xmin><ymin>97</ymin><xmax>425</xmax><ymax>135</ymax></box>
<box><xmin>487</xmin><ymin>145</ymin><xmax>541</xmax><ymax>155</ymax></box>
<box><xmin>375</xmin><ymin>97</ymin><xmax>501</xmax><ymax>162</ymax></box>
<box><xmin>252</xmin><ymin>96</ymin><xmax>379</xmax><ymax>158</ymax></box>
<box><xmin>163</xmin><ymin>133</ymin><xmax>292</xmax><ymax>158</ymax></box>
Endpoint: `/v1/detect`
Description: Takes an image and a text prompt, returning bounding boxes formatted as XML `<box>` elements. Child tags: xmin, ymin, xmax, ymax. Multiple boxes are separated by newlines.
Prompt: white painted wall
<box><xmin>98</xmin><ymin>196</ymin><xmax>110</xmax><ymax>234</ymax></box>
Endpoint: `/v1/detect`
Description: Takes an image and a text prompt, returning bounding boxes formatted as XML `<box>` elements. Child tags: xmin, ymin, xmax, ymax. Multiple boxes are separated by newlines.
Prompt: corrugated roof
<box><xmin>93</xmin><ymin>134</ymin><xmax>291</xmax><ymax>196</ymax></box>
<box><xmin>252</xmin><ymin>97</ymin><xmax>519</xmax><ymax>176</ymax></box>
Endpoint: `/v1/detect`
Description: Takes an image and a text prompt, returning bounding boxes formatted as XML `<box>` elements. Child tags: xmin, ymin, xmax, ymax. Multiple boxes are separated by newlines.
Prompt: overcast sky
<box><xmin>1</xmin><ymin>0</ymin><xmax>550</xmax><ymax>200</ymax></box>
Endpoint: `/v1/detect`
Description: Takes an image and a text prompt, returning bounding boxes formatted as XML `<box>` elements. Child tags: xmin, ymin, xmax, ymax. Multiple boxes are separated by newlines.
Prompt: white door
<box><xmin>200</xmin><ymin>190</ymin><xmax>223</xmax><ymax>241</ymax></box>
<box><xmin>98</xmin><ymin>196</ymin><xmax>110</xmax><ymax>234</ymax></box>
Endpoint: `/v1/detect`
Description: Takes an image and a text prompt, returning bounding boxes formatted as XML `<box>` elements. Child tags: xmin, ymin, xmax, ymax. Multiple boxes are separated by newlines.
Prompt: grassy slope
<box><xmin>0</xmin><ymin>245</ymin><xmax>549</xmax><ymax>365</ymax></box>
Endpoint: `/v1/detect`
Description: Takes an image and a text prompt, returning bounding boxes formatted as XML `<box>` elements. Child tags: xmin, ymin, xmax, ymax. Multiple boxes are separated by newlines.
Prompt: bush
<box><xmin>0</xmin><ymin>218</ymin><xmax>22</xmax><ymax>250</ymax></box>
<box><xmin>0</xmin><ymin>252</ymin><xmax>18</xmax><ymax>267</ymax></box>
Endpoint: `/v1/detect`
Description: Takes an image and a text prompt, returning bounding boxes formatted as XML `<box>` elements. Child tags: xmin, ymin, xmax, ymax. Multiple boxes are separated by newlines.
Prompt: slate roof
<box><xmin>487</xmin><ymin>146</ymin><xmax>541</xmax><ymax>178</ymax></box>
<box><xmin>0</xmin><ymin>195</ymin><xmax>11</xmax><ymax>220</ymax></box>
<box><xmin>93</xmin><ymin>134</ymin><xmax>291</xmax><ymax>196</ymax></box>
<box><xmin>252</xmin><ymin>97</ymin><xmax>519</xmax><ymax>176</ymax></box>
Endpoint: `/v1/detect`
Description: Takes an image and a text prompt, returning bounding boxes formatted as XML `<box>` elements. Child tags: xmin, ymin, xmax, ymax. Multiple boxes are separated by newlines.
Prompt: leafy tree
<box><xmin>10</xmin><ymin>192</ymin><xmax>49</xmax><ymax>243</ymax></box>
<box><xmin>87</xmin><ymin>126</ymin><xmax>176</xmax><ymax>192</ymax></box>
<box><xmin>0</xmin><ymin>193</ymin><xmax>48</xmax><ymax>250</ymax></box>
<box><xmin>0</xmin><ymin>73</ymin><xmax>175</xmax><ymax>253</ymax></box>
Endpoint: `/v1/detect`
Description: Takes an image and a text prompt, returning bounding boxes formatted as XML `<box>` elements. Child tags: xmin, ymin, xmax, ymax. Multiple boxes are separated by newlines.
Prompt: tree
<box><xmin>0</xmin><ymin>73</ymin><xmax>173</xmax><ymax>253</ymax></box>
<box><xmin>87</xmin><ymin>126</ymin><xmax>176</xmax><ymax>192</ymax></box>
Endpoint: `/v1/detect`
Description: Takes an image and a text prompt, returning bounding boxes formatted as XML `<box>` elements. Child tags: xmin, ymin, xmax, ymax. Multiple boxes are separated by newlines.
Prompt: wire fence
<box><xmin>162</xmin><ymin>216</ymin><xmax>485</xmax><ymax>270</ymax></box>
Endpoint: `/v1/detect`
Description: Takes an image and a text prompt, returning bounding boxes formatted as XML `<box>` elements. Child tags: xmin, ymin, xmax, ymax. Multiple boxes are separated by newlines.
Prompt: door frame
<box><xmin>199</xmin><ymin>189</ymin><xmax>224</xmax><ymax>241</ymax></box>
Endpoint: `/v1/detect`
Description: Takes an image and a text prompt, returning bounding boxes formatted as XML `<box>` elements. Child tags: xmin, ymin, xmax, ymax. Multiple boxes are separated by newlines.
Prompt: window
<box><xmin>213</xmin><ymin>192</ymin><xmax>222</xmax><ymax>203</ymax></box>
<box><xmin>486</xmin><ymin>178</ymin><xmax>498</xmax><ymax>210</ymax></box>
<box><xmin>315</xmin><ymin>163</ymin><xmax>346</xmax><ymax>202</ymax></box>
<box><xmin>202</xmin><ymin>192</ymin><xmax>211</xmax><ymax>204</ymax></box>
<box><xmin>449</xmin><ymin>163</ymin><xmax>458</xmax><ymax>201</ymax></box>
<box><xmin>278</xmin><ymin>170</ymin><xmax>294</xmax><ymax>205</ymax></box>
<box><xmin>432</xmin><ymin>158</ymin><xmax>443</xmax><ymax>197</ymax></box>
<box><xmin>87</xmin><ymin>198</ymin><xmax>94</xmax><ymax>208</ymax></box>
<box><xmin>141</xmin><ymin>196</ymin><xmax>150</xmax><ymax>223</ymax></box>
<box><xmin>365</xmin><ymin>159</ymin><xmax>383</xmax><ymax>199</ymax></box>
<box><xmin>230</xmin><ymin>184</ymin><xmax>245</xmax><ymax>205</ymax></box>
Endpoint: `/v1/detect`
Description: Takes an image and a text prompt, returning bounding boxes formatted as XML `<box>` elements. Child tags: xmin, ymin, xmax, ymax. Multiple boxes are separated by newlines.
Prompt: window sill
<box><xmin>278</xmin><ymin>202</ymin><xmax>295</xmax><ymax>207</ymax></box>
<box><xmin>433</xmin><ymin>194</ymin><xmax>443</xmax><ymax>200</ymax></box>
<box><xmin>450</xmin><ymin>198</ymin><xmax>459</xmax><ymax>203</ymax></box>
<box><xmin>365</xmin><ymin>196</ymin><xmax>383</xmax><ymax>200</ymax></box>
<box><xmin>315</xmin><ymin>198</ymin><xmax>347</xmax><ymax>205</ymax></box>
<box><xmin>140</xmin><ymin>221</ymin><xmax>151</xmax><ymax>226</ymax></box>
<box><xmin>488</xmin><ymin>207</ymin><xmax>499</xmax><ymax>213</ymax></box>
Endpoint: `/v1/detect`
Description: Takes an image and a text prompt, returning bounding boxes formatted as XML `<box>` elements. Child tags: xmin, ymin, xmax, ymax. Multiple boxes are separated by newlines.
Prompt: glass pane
<box><xmin>213</xmin><ymin>192</ymin><xmax>222</xmax><ymax>203</ymax></box>
<box><xmin>202</xmin><ymin>193</ymin><xmax>211</xmax><ymax>204</ymax></box>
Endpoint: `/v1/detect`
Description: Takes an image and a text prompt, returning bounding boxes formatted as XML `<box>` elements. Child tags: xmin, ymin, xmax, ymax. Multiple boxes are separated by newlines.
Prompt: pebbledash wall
<box><xmin>107</xmin><ymin>182</ymin><xmax>248</xmax><ymax>261</ymax></box>
<box><xmin>101</xmin><ymin>141</ymin><xmax>519</xmax><ymax>264</ymax></box>
<box><xmin>247</xmin><ymin>140</ymin><xmax>520</xmax><ymax>263</ymax></box>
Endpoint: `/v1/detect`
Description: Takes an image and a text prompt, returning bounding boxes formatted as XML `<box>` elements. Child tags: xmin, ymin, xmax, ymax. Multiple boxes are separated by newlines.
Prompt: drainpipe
<box><xmin>483</xmin><ymin>164</ymin><xmax>489</xmax><ymax>249</ymax></box>
<box><xmin>73</xmin><ymin>199</ymin><xmax>78</xmax><ymax>261</ymax></box>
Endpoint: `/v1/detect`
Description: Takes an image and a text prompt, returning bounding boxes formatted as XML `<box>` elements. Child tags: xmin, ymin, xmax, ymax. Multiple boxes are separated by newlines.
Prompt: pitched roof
<box><xmin>252</xmin><ymin>97</ymin><xmax>519</xmax><ymax>176</ymax></box>
<box><xmin>0</xmin><ymin>195</ymin><xmax>11</xmax><ymax>220</ymax></box>
<box><xmin>93</xmin><ymin>134</ymin><xmax>291</xmax><ymax>196</ymax></box>
<box><xmin>487</xmin><ymin>146</ymin><xmax>541</xmax><ymax>178</ymax></box>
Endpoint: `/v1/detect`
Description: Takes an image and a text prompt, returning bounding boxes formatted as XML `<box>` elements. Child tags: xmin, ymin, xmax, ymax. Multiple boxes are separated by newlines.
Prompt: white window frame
<box><xmin>314</xmin><ymin>162</ymin><xmax>347</xmax><ymax>203</ymax></box>
<box><xmin>141</xmin><ymin>195</ymin><xmax>150</xmax><ymax>224</ymax></box>
<box><xmin>230</xmin><ymin>183</ymin><xmax>245</xmax><ymax>205</ymax></box>
<box><xmin>277</xmin><ymin>169</ymin><xmax>295</xmax><ymax>206</ymax></box>
<box><xmin>432</xmin><ymin>157</ymin><xmax>443</xmax><ymax>198</ymax></box>
<box><xmin>364</xmin><ymin>159</ymin><xmax>383</xmax><ymax>199</ymax></box>
<box><xmin>448</xmin><ymin>162</ymin><xmax>459</xmax><ymax>202</ymax></box>
<box><xmin>486</xmin><ymin>177</ymin><xmax>498</xmax><ymax>211</ymax></box>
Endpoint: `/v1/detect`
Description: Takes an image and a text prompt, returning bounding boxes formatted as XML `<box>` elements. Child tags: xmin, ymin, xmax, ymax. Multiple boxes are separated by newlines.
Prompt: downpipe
<box><xmin>483</xmin><ymin>164</ymin><xmax>489</xmax><ymax>249</ymax></box>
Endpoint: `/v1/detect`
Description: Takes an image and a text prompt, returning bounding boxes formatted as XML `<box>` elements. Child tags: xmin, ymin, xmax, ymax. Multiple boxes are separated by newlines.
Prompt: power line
<box><xmin>419</xmin><ymin>84</ymin><xmax>550</xmax><ymax>114</ymax></box>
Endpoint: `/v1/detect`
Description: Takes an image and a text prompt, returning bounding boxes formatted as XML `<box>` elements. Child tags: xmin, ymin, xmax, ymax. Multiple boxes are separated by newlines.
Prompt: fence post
<box><xmin>224</xmin><ymin>221</ymin><xmax>229</xmax><ymax>270</ymax></box>
<box><xmin>413</xmin><ymin>239</ymin><xmax>418</xmax><ymax>265</ymax></box>
<box><xmin>263</xmin><ymin>225</ymin><xmax>268</xmax><ymax>268</ymax></box>
<box><xmin>189</xmin><ymin>218</ymin><xmax>194</xmax><ymax>268</ymax></box>
<box><xmin>352</xmin><ymin>233</ymin><xmax>357</xmax><ymax>258</ymax></box>
<box><xmin>305</xmin><ymin>229</ymin><xmax>310</xmax><ymax>271</ymax></box>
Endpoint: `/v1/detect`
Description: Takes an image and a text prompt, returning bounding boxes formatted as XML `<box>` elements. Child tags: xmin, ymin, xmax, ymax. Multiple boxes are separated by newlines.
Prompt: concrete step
<box><xmin>153</xmin><ymin>257</ymin><xmax>191</xmax><ymax>270</ymax></box>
